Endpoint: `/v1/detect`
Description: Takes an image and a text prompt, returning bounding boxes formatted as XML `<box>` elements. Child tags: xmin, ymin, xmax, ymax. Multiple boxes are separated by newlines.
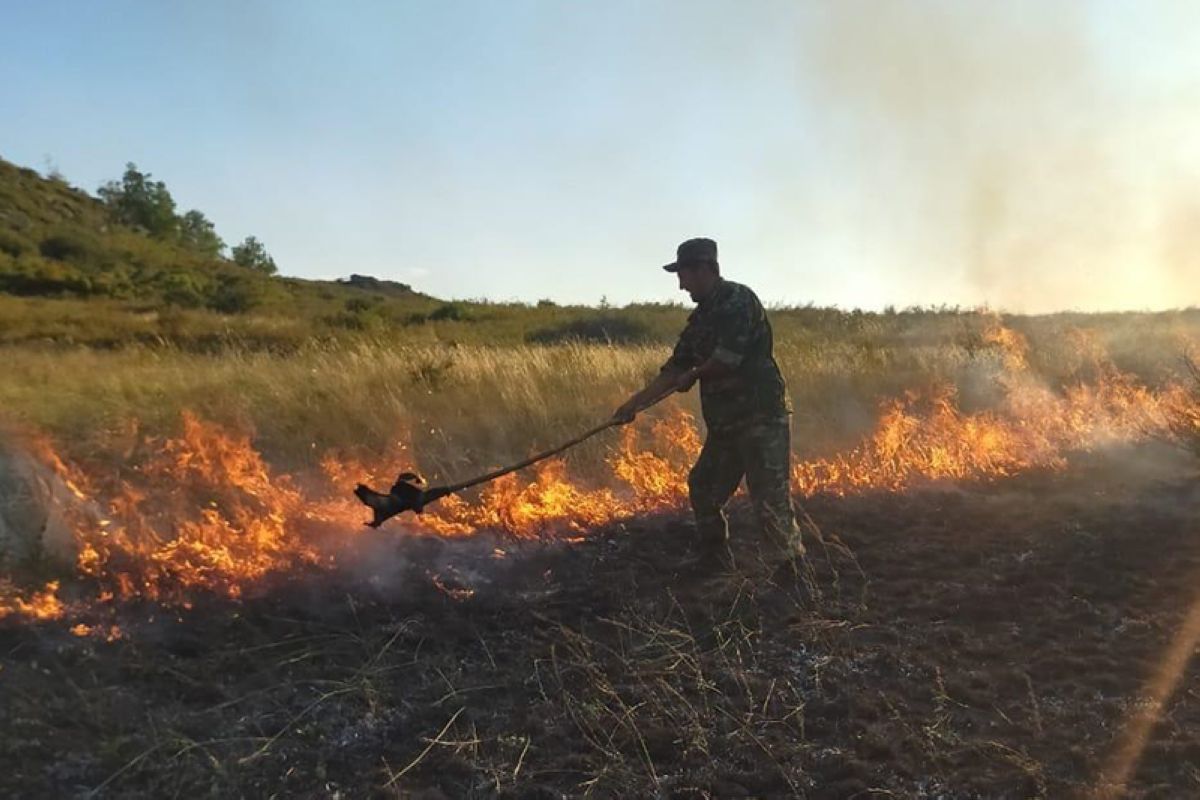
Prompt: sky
<box><xmin>3</xmin><ymin>0</ymin><xmax>1199</xmax><ymax>311</ymax></box>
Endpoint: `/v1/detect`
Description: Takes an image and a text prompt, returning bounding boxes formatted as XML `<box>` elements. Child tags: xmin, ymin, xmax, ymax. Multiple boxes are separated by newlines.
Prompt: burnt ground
<box><xmin>4</xmin><ymin>445</ymin><xmax>1200</xmax><ymax>799</ymax></box>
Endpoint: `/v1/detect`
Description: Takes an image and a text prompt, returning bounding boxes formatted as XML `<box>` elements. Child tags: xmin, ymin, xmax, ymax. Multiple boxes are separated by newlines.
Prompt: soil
<box><xmin>3</xmin><ymin>444</ymin><xmax>1200</xmax><ymax>798</ymax></box>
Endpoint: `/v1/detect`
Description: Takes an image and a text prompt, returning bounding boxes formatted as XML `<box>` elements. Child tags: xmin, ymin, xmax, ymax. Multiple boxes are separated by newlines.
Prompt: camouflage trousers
<box><xmin>686</xmin><ymin>416</ymin><xmax>802</xmax><ymax>552</ymax></box>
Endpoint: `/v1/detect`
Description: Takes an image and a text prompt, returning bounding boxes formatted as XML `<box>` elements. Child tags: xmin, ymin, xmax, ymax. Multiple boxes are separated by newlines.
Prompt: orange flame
<box><xmin>69</xmin><ymin>411</ymin><xmax>323</xmax><ymax>602</ymax></box>
<box><xmin>793</xmin><ymin>375</ymin><xmax>1181</xmax><ymax>496</ymax></box>
<box><xmin>0</xmin><ymin>580</ymin><xmax>65</xmax><ymax>621</ymax></box>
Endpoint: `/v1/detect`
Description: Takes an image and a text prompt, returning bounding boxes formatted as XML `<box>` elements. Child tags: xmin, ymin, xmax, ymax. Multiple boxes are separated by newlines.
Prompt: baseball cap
<box><xmin>662</xmin><ymin>237</ymin><xmax>718</xmax><ymax>272</ymax></box>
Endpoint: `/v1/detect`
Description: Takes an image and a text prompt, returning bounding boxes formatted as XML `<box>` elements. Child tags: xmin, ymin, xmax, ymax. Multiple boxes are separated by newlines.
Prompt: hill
<box><xmin>0</xmin><ymin>156</ymin><xmax>709</xmax><ymax>350</ymax></box>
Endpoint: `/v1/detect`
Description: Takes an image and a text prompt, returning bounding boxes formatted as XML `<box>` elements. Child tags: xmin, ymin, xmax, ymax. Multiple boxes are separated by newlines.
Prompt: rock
<box><xmin>336</xmin><ymin>274</ymin><xmax>414</xmax><ymax>295</ymax></box>
<box><xmin>0</xmin><ymin>437</ymin><xmax>77</xmax><ymax>573</ymax></box>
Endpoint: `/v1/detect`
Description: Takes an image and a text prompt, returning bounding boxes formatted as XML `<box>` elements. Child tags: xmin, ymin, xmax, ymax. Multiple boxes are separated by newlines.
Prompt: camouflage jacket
<box><xmin>661</xmin><ymin>278</ymin><xmax>790</xmax><ymax>433</ymax></box>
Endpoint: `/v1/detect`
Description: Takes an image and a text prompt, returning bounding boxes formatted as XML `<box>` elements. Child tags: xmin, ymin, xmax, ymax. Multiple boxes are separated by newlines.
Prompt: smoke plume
<box><xmin>797</xmin><ymin>0</ymin><xmax>1200</xmax><ymax>311</ymax></box>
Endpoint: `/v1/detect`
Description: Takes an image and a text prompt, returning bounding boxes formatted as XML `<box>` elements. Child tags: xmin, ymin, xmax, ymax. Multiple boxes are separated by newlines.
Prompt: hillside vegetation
<box><xmin>3</xmin><ymin>154</ymin><xmax>1200</xmax><ymax>361</ymax></box>
<box><xmin>0</xmin><ymin>156</ymin><xmax>704</xmax><ymax>349</ymax></box>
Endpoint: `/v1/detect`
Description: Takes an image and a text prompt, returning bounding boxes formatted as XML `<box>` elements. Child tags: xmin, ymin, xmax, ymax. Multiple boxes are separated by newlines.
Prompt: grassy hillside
<box><xmin>4</xmin><ymin>154</ymin><xmax>1200</xmax><ymax>359</ymax></box>
<box><xmin>0</xmin><ymin>156</ymin><xmax>704</xmax><ymax>349</ymax></box>
<box><xmin>0</xmin><ymin>158</ymin><xmax>285</xmax><ymax>304</ymax></box>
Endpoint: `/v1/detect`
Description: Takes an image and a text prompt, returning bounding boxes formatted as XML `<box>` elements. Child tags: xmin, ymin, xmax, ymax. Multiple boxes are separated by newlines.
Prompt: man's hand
<box><xmin>611</xmin><ymin>399</ymin><xmax>639</xmax><ymax>425</ymax></box>
<box><xmin>612</xmin><ymin>369</ymin><xmax>687</xmax><ymax>425</ymax></box>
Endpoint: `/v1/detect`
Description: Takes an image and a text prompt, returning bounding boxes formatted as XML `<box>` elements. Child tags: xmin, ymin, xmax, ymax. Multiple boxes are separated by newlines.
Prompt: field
<box><xmin>3</xmin><ymin>308</ymin><xmax>1200</xmax><ymax>798</ymax></box>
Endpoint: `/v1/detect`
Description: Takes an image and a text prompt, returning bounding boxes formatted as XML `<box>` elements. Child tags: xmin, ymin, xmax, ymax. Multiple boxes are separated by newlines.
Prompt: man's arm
<box><xmin>664</xmin><ymin>293</ymin><xmax>753</xmax><ymax>395</ymax></box>
<box><xmin>611</xmin><ymin>355</ymin><xmax>737</xmax><ymax>424</ymax></box>
<box><xmin>612</xmin><ymin>369</ymin><xmax>682</xmax><ymax>423</ymax></box>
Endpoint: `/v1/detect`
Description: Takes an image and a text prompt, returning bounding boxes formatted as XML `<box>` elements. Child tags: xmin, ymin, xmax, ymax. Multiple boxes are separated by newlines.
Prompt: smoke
<box><xmin>796</xmin><ymin>0</ymin><xmax>1200</xmax><ymax>312</ymax></box>
<box><xmin>319</xmin><ymin>519</ymin><xmax>578</xmax><ymax>608</ymax></box>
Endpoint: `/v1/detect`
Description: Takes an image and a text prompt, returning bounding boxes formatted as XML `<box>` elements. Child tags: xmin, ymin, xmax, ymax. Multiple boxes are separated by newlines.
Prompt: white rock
<box><xmin>0</xmin><ymin>438</ymin><xmax>78</xmax><ymax>573</ymax></box>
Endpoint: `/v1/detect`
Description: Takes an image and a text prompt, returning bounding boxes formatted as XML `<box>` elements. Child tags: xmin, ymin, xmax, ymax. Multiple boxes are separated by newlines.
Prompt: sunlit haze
<box><xmin>4</xmin><ymin>0</ymin><xmax>1198</xmax><ymax>311</ymax></box>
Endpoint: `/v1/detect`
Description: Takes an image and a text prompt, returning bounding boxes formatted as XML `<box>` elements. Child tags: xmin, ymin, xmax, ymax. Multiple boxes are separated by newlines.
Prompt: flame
<box><xmin>0</xmin><ymin>581</ymin><xmax>65</xmax><ymax>621</ymax></box>
<box><xmin>982</xmin><ymin>320</ymin><xmax>1030</xmax><ymax>372</ymax></box>
<box><xmin>793</xmin><ymin>324</ymin><xmax>1185</xmax><ymax>496</ymax></box>
<box><xmin>0</xmin><ymin>329</ymin><xmax>1195</xmax><ymax>626</ymax></box>
<box><xmin>793</xmin><ymin>375</ymin><xmax>1182</xmax><ymax>496</ymax></box>
<box><xmin>69</xmin><ymin>622</ymin><xmax>123</xmax><ymax>641</ymax></box>
<box><xmin>70</xmin><ymin>411</ymin><xmax>324</xmax><ymax>602</ymax></box>
<box><xmin>611</xmin><ymin>414</ymin><xmax>702</xmax><ymax>508</ymax></box>
<box><xmin>418</xmin><ymin>412</ymin><xmax>703</xmax><ymax>537</ymax></box>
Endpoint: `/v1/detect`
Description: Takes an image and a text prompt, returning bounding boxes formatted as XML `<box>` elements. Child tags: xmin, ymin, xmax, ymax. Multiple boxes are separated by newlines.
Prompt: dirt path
<box><xmin>3</xmin><ymin>445</ymin><xmax>1200</xmax><ymax>798</ymax></box>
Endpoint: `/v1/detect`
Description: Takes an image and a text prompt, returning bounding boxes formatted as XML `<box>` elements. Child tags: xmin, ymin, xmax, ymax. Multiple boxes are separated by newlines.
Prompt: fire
<box><xmin>424</xmin><ymin>463</ymin><xmax>621</xmax><ymax>537</ymax></box>
<box><xmin>0</xmin><ymin>328</ymin><xmax>1195</xmax><ymax>626</ymax></box>
<box><xmin>69</xmin><ymin>622</ymin><xmax>123</xmax><ymax>641</ymax></box>
<box><xmin>418</xmin><ymin>412</ymin><xmax>702</xmax><ymax>537</ymax></box>
<box><xmin>0</xmin><ymin>580</ymin><xmax>65</xmax><ymax>621</ymax></box>
<box><xmin>611</xmin><ymin>414</ymin><xmax>702</xmax><ymax>508</ymax></box>
<box><xmin>69</xmin><ymin>411</ymin><xmax>323</xmax><ymax>602</ymax></box>
<box><xmin>792</xmin><ymin>375</ymin><xmax>1182</xmax><ymax>496</ymax></box>
<box><xmin>982</xmin><ymin>321</ymin><xmax>1030</xmax><ymax>372</ymax></box>
<box><xmin>791</xmin><ymin>322</ymin><xmax>1184</xmax><ymax>497</ymax></box>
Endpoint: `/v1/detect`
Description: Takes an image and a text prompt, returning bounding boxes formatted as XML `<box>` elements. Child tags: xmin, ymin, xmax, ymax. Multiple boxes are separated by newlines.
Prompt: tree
<box><xmin>97</xmin><ymin>163</ymin><xmax>178</xmax><ymax>239</ymax></box>
<box><xmin>179</xmin><ymin>210</ymin><xmax>225</xmax><ymax>258</ymax></box>
<box><xmin>231</xmin><ymin>236</ymin><xmax>277</xmax><ymax>275</ymax></box>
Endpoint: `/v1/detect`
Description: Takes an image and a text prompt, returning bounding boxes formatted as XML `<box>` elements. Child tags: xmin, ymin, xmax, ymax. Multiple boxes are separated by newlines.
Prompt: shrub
<box><xmin>344</xmin><ymin>297</ymin><xmax>378</xmax><ymax>314</ymax></box>
<box><xmin>231</xmin><ymin>236</ymin><xmax>277</xmax><ymax>275</ymax></box>
<box><xmin>208</xmin><ymin>274</ymin><xmax>268</xmax><ymax>314</ymax></box>
<box><xmin>162</xmin><ymin>272</ymin><xmax>209</xmax><ymax>308</ymax></box>
<box><xmin>97</xmin><ymin>163</ymin><xmax>179</xmax><ymax>239</ymax></box>
<box><xmin>178</xmin><ymin>210</ymin><xmax>225</xmax><ymax>258</ymax></box>
<box><xmin>0</xmin><ymin>230</ymin><xmax>31</xmax><ymax>258</ymax></box>
<box><xmin>526</xmin><ymin>313</ymin><xmax>655</xmax><ymax>345</ymax></box>
<box><xmin>39</xmin><ymin>228</ymin><xmax>102</xmax><ymax>265</ymax></box>
<box><xmin>0</xmin><ymin>254</ymin><xmax>93</xmax><ymax>295</ymax></box>
<box><xmin>325</xmin><ymin>306</ymin><xmax>388</xmax><ymax>333</ymax></box>
<box><xmin>429</xmin><ymin>302</ymin><xmax>471</xmax><ymax>322</ymax></box>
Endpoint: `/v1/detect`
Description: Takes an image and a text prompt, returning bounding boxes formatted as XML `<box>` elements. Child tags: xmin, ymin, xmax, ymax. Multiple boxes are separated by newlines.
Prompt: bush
<box><xmin>39</xmin><ymin>228</ymin><xmax>102</xmax><ymax>265</ymax></box>
<box><xmin>325</xmin><ymin>306</ymin><xmax>389</xmax><ymax>333</ymax></box>
<box><xmin>162</xmin><ymin>272</ymin><xmax>210</xmax><ymax>308</ymax></box>
<box><xmin>0</xmin><ymin>230</ymin><xmax>31</xmax><ymax>258</ymax></box>
<box><xmin>0</xmin><ymin>254</ymin><xmax>93</xmax><ymax>295</ymax></box>
<box><xmin>208</xmin><ymin>274</ymin><xmax>268</xmax><ymax>314</ymax></box>
<box><xmin>429</xmin><ymin>302</ymin><xmax>471</xmax><ymax>322</ymax></box>
<box><xmin>231</xmin><ymin>236</ymin><xmax>277</xmax><ymax>275</ymax></box>
<box><xmin>526</xmin><ymin>313</ymin><xmax>654</xmax><ymax>345</ymax></box>
<box><xmin>85</xmin><ymin>266</ymin><xmax>134</xmax><ymax>299</ymax></box>
<box><xmin>97</xmin><ymin>163</ymin><xmax>179</xmax><ymax>239</ymax></box>
<box><xmin>344</xmin><ymin>297</ymin><xmax>378</xmax><ymax>314</ymax></box>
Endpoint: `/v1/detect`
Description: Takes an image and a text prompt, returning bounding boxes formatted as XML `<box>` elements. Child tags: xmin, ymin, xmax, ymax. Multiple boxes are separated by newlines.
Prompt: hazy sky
<box><xmin>3</xmin><ymin>1</ymin><xmax>1199</xmax><ymax>311</ymax></box>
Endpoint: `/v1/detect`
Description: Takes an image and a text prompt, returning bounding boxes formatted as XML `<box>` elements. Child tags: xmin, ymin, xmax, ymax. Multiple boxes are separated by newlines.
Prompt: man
<box><xmin>613</xmin><ymin>237</ymin><xmax>804</xmax><ymax>562</ymax></box>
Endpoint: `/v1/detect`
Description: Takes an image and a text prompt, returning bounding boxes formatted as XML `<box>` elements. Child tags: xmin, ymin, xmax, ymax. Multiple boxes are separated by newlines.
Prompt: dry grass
<box><xmin>2</xmin><ymin>309</ymin><xmax>1198</xmax><ymax>486</ymax></box>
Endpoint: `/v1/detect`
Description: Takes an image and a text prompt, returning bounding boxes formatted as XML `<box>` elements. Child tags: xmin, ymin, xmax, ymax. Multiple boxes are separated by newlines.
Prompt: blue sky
<box><xmin>3</xmin><ymin>1</ymin><xmax>1199</xmax><ymax>311</ymax></box>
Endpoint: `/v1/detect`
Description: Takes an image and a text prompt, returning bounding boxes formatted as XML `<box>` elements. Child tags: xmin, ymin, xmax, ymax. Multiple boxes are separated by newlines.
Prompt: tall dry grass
<box><xmin>0</xmin><ymin>342</ymin><xmax>669</xmax><ymax>482</ymax></box>
<box><xmin>3</xmin><ymin>309</ymin><xmax>1197</xmax><ymax>487</ymax></box>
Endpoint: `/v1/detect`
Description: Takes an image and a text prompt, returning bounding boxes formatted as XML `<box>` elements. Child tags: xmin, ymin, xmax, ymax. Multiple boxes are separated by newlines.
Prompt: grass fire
<box><xmin>4</xmin><ymin>311</ymin><xmax>1200</xmax><ymax>796</ymax></box>
<box><xmin>6</xmin><ymin>4</ymin><xmax>1200</xmax><ymax>792</ymax></box>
